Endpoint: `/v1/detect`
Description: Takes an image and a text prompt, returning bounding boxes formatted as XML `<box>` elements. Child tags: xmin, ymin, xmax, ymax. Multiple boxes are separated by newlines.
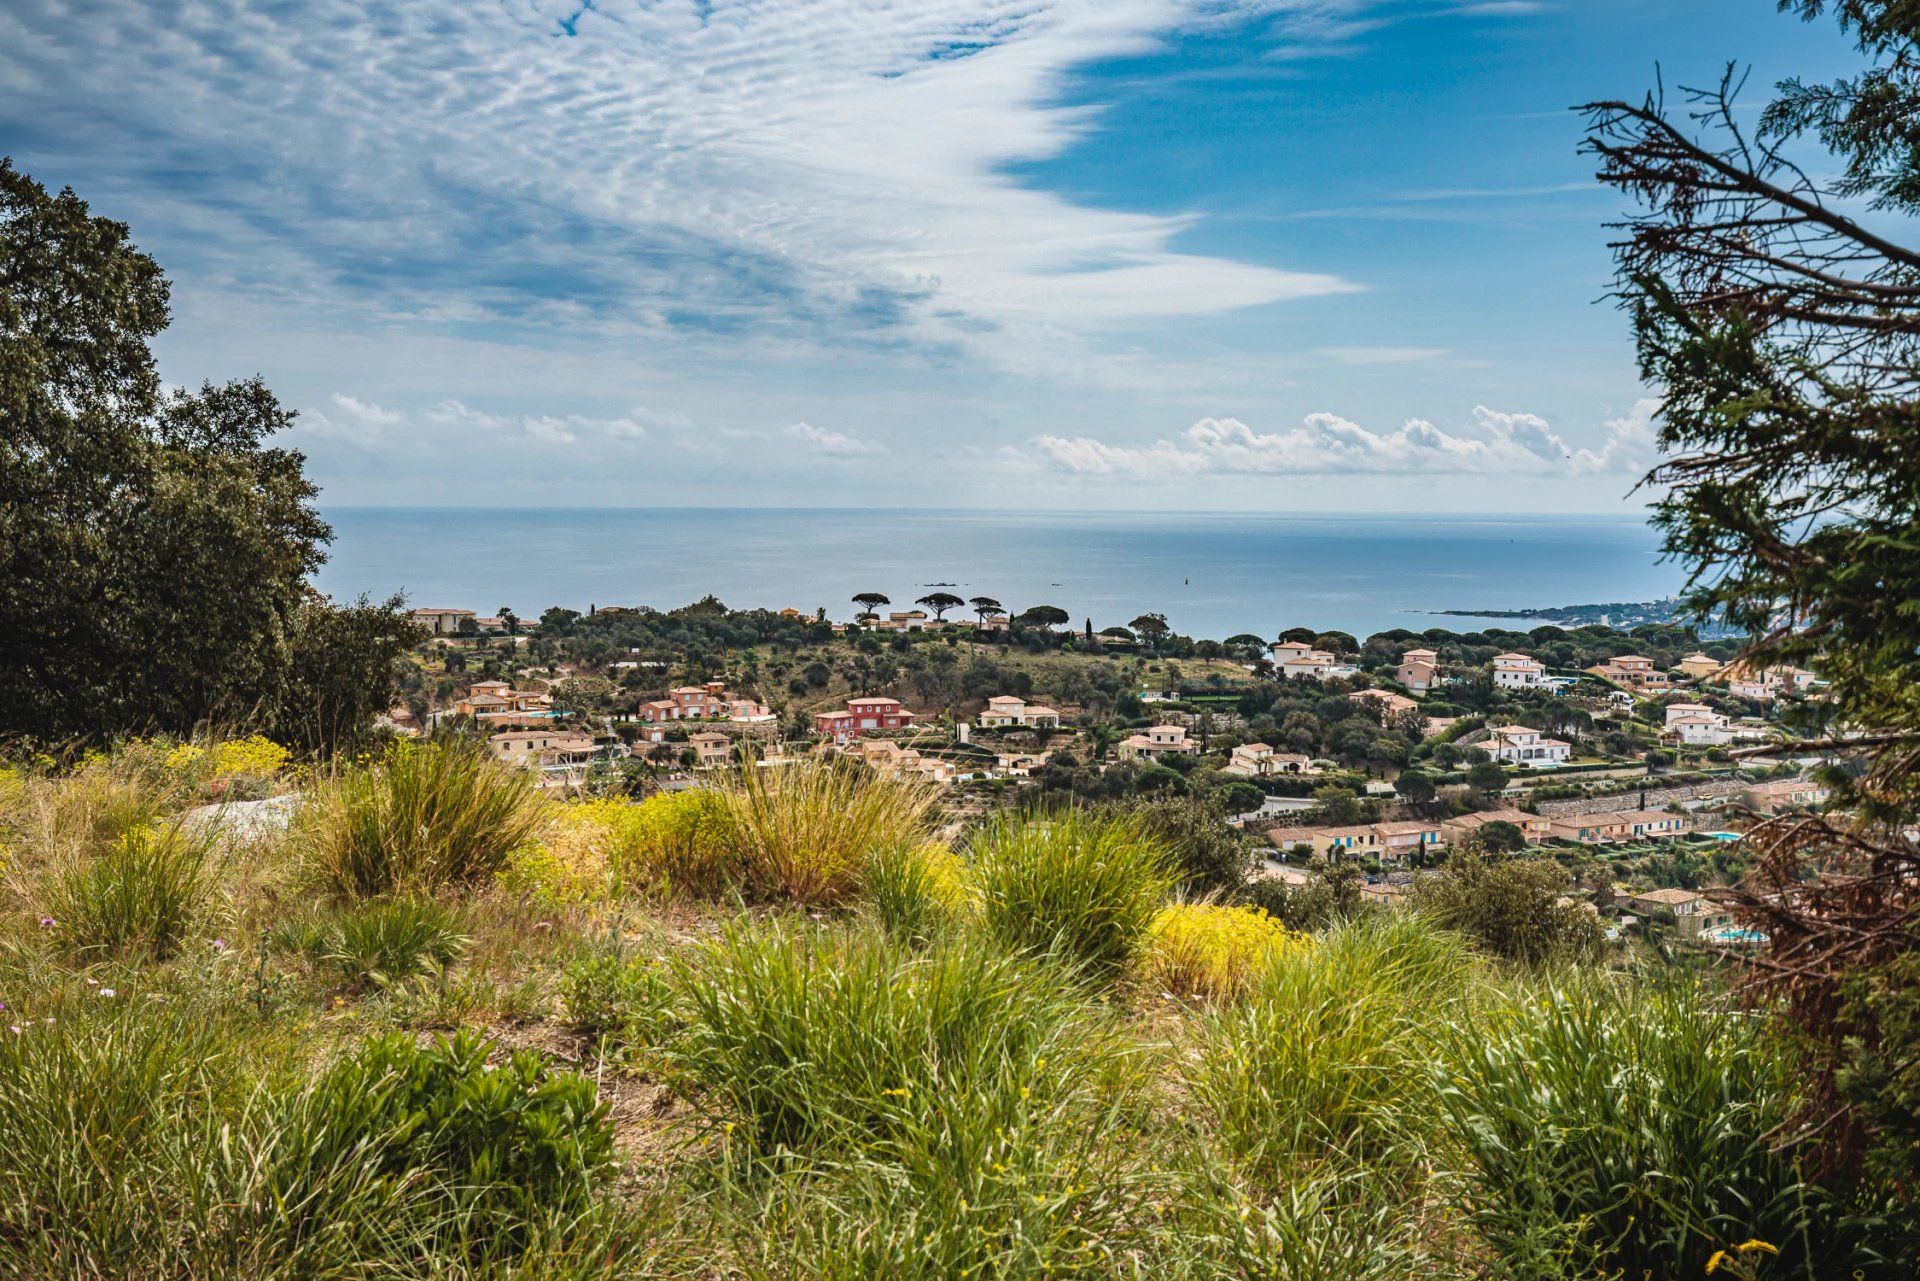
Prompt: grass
<box><xmin>969</xmin><ymin>807</ymin><xmax>1178</xmax><ymax>976</ymax></box>
<box><xmin>0</xmin><ymin>736</ymin><xmax>1897</xmax><ymax>1279</ymax></box>
<box><xmin>41</xmin><ymin>820</ymin><xmax>216</xmax><ymax>962</ymax></box>
<box><xmin>724</xmin><ymin>759</ymin><xmax>938</xmax><ymax>904</ymax></box>
<box><xmin>296</xmin><ymin>736</ymin><xmax>548</xmax><ymax>898</ymax></box>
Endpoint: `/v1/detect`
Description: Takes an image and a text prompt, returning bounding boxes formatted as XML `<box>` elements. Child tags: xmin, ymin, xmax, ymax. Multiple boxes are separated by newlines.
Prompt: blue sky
<box><xmin>0</xmin><ymin>0</ymin><xmax>1866</xmax><ymax>511</ymax></box>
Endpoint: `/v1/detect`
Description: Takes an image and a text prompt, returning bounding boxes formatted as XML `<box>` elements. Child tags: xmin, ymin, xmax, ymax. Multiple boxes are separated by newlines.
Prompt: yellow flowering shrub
<box><xmin>615</xmin><ymin>790</ymin><xmax>740</xmax><ymax>899</ymax></box>
<box><xmin>210</xmin><ymin>736</ymin><xmax>290</xmax><ymax>778</ymax></box>
<box><xmin>1143</xmin><ymin>902</ymin><xmax>1300</xmax><ymax>998</ymax></box>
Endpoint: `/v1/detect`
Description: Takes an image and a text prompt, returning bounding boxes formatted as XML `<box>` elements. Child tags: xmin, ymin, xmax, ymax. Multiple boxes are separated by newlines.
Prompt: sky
<box><xmin>0</xmin><ymin>0</ymin><xmax>1867</xmax><ymax>512</ymax></box>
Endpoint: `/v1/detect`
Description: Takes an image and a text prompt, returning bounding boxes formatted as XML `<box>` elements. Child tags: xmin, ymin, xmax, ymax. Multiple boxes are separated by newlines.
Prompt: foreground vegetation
<box><xmin>0</xmin><ymin>738</ymin><xmax>1897</xmax><ymax>1278</ymax></box>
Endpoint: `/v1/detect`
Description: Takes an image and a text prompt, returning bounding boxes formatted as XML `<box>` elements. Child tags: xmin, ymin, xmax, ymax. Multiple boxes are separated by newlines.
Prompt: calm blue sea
<box><xmin>313</xmin><ymin>508</ymin><xmax>1684</xmax><ymax>642</ymax></box>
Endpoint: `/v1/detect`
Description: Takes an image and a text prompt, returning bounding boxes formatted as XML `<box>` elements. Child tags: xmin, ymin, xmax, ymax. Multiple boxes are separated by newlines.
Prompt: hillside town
<box><xmin>397</xmin><ymin>597</ymin><xmax>1840</xmax><ymax>950</ymax></box>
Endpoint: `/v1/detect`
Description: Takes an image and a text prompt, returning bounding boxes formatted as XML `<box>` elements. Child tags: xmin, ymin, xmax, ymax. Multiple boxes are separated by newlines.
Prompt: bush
<box><xmin>1188</xmin><ymin>915</ymin><xmax>1470</xmax><ymax>1181</ymax></box>
<box><xmin>312</xmin><ymin>897</ymin><xmax>470</xmax><ymax>991</ymax></box>
<box><xmin>1143</xmin><ymin>902</ymin><xmax>1298</xmax><ymax>998</ymax></box>
<box><xmin>42</xmin><ymin>821</ymin><xmax>214</xmax><ymax>962</ymax></box>
<box><xmin>862</xmin><ymin>840</ymin><xmax>972</xmax><ymax>942</ymax></box>
<box><xmin>297</xmin><ymin>737</ymin><xmax>547</xmax><ymax>897</ymax></box>
<box><xmin>1125</xmin><ymin>793</ymin><xmax>1258</xmax><ymax>895</ymax></box>
<box><xmin>291</xmin><ymin>1030</ymin><xmax>614</xmax><ymax>1246</ymax></box>
<box><xmin>726</xmin><ymin>761</ymin><xmax>936</xmax><ymax>904</ymax></box>
<box><xmin>969</xmin><ymin>809</ymin><xmax>1177</xmax><ymax>977</ymax></box>
<box><xmin>1438</xmin><ymin>975</ymin><xmax>1863</xmax><ymax>1276</ymax></box>
<box><xmin>1409</xmin><ymin>850</ymin><xmax>1604</xmax><ymax>966</ymax></box>
<box><xmin>613</xmin><ymin>788</ymin><xmax>739</xmax><ymax>898</ymax></box>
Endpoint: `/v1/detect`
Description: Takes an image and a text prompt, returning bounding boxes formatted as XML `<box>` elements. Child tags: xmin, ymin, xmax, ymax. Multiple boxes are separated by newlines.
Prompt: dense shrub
<box><xmin>969</xmin><ymin>809</ymin><xmax>1177</xmax><ymax>976</ymax></box>
<box><xmin>292</xmin><ymin>1030</ymin><xmax>614</xmax><ymax>1244</ymax></box>
<box><xmin>1438</xmin><ymin>975</ymin><xmax>1864</xmax><ymax>1276</ymax></box>
<box><xmin>1410</xmin><ymin>849</ymin><xmax>1604</xmax><ymax>966</ymax></box>
<box><xmin>297</xmin><ymin>737</ymin><xmax>547</xmax><ymax>897</ymax></box>
<box><xmin>1125</xmin><ymin>793</ymin><xmax>1258</xmax><ymax>895</ymax></box>
<box><xmin>1143</xmin><ymin>901</ymin><xmax>1298</xmax><ymax>998</ymax></box>
<box><xmin>613</xmin><ymin>788</ymin><xmax>739</xmax><ymax>898</ymax></box>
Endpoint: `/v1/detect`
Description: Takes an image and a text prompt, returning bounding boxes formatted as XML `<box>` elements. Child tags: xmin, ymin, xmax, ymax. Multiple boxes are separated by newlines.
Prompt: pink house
<box><xmin>638</xmin><ymin>681</ymin><xmax>773</xmax><ymax>725</ymax></box>
<box><xmin>813</xmin><ymin>696</ymin><xmax>917</xmax><ymax>743</ymax></box>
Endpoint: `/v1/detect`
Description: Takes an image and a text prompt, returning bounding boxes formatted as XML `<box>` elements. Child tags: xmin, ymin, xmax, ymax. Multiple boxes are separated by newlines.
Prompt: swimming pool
<box><xmin>1704</xmin><ymin>925</ymin><xmax>1769</xmax><ymax>945</ymax></box>
<box><xmin>1700</xmin><ymin>831</ymin><xmax>1744</xmax><ymax>842</ymax></box>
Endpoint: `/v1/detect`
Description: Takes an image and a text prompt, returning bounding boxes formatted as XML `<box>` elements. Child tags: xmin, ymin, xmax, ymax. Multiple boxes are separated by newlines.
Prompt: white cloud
<box><xmin>785</xmin><ymin>422</ymin><xmax>876</xmax><ymax>455</ymax></box>
<box><xmin>1029</xmin><ymin>399</ymin><xmax>1661</xmax><ymax>479</ymax></box>
<box><xmin>0</xmin><ymin>0</ymin><xmax>1381</xmax><ymax>371</ymax></box>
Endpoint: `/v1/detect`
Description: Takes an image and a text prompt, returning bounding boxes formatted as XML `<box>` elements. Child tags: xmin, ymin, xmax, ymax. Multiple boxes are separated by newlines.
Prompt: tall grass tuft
<box><xmin>1188</xmin><ymin>913</ymin><xmax>1471</xmax><ymax>1181</ymax></box>
<box><xmin>297</xmin><ymin>736</ymin><xmax>548</xmax><ymax>898</ymax></box>
<box><xmin>725</xmin><ymin>760</ymin><xmax>936</xmax><ymax>905</ymax></box>
<box><xmin>1437</xmin><ymin>973</ymin><xmax>1863</xmax><ymax>1276</ymax></box>
<box><xmin>969</xmin><ymin>808</ymin><xmax>1177</xmax><ymax>977</ymax></box>
<box><xmin>42</xmin><ymin>820</ymin><xmax>216</xmax><ymax>962</ymax></box>
<box><xmin>660</xmin><ymin>921</ymin><xmax>1159</xmax><ymax>1275</ymax></box>
<box><xmin>862</xmin><ymin>840</ymin><xmax>972</xmax><ymax>942</ymax></box>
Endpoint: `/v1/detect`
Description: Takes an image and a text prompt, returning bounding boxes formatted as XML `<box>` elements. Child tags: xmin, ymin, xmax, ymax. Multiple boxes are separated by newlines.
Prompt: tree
<box><xmin>969</xmin><ymin>596</ymin><xmax>1005</xmax><ymax>628</ymax></box>
<box><xmin>1584</xmin><ymin>0</ymin><xmax>1920</xmax><ymax>1184</ymax></box>
<box><xmin>0</xmin><ymin>161</ymin><xmax>356</xmax><ymax>742</ymax></box>
<box><xmin>1312</xmin><ymin>783</ymin><xmax>1363</xmax><ymax>826</ymax></box>
<box><xmin>1224</xmin><ymin>633</ymin><xmax>1267</xmax><ymax>661</ymax></box>
<box><xmin>916</xmin><ymin>591</ymin><xmax>963</xmax><ymax>621</ymax></box>
<box><xmin>1466</xmin><ymin>759</ymin><xmax>1509</xmax><ymax>797</ymax></box>
<box><xmin>497</xmin><ymin>606</ymin><xmax>519</xmax><ymax>636</ymax></box>
<box><xmin>1477</xmin><ymin>819</ymin><xmax>1527</xmax><ymax>855</ymax></box>
<box><xmin>1395</xmin><ymin>770</ymin><xmax>1438</xmax><ymax>807</ymax></box>
<box><xmin>1017</xmin><ymin>605</ymin><xmax>1069</xmax><ymax>631</ymax></box>
<box><xmin>1126</xmin><ymin>793</ymin><xmax>1257</xmax><ymax>896</ymax></box>
<box><xmin>852</xmin><ymin>592</ymin><xmax>890</xmax><ymax>619</ymax></box>
<box><xmin>272</xmin><ymin>594</ymin><xmax>424</xmax><ymax>754</ymax></box>
<box><xmin>1278</xmin><ymin>627</ymin><xmax>1319</xmax><ymax>645</ymax></box>
<box><xmin>1129</xmin><ymin>613</ymin><xmax>1172</xmax><ymax>651</ymax></box>
<box><xmin>1410</xmin><ymin>849</ymin><xmax>1603</xmax><ymax>966</ymax></box>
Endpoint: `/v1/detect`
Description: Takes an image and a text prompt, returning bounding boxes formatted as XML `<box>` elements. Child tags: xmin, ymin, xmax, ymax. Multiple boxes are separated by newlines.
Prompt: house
<box><xmin>1350</xmin><ymin>689</ymin><xmax>1419</xmax><ymax>718</ymax></box>
<box><xmin>1678</xmin><ymin>652</ymin><xmax>1724</xmax><ymax>681</ymax></box>
<box><xmin>1477</xmin><ymin>725</ymin><xmax>1572</xmax><ymax>766</ymax></box>
<box><xmin>1269</xmin><ymin>639</ymin><xmax>1317</xmax><ymax>662</ymax></box>
<box><xmin>688</xmin><ymin>731</ymin><xmax>733</xmax><ymax>769</ymax></box>
<box><xmin>995</xmin><ymin>750</ymin><xmax>1051</xmax><ymax>778</ymax></box>
<box><xmin>813</xmin><ymin>696</ymin><xmax>917</xmax><ymax>744</ymax></box>
<box><xmin>1117</xmin><ymin>725</ymin><xmax>1197</xmax><ymax>761</ymax></box>
<box><xmin>1264</xmin><ymin>821</ymin><xmax>1443</xmax><ymax>865</ymax></box>
<box><xmin>1742</xmin><ymin>779</ymin><xmax>1831</xmax><ymax>814</ymax></box>
<box><xmin>1277</xmin><ymin>649</ymin><xmax>1357</xmax><ymax>682</ymax></box>
<box><xmin>1222</xmin><ymin>742</ymin><xmax>1318</xmax><ymax>778</ymax></box>
<box><xmin>1370</xmin><ymin>820</ymin><xmax>1446</xmax><ymax>861</ymax></box>
<box><xmin>1490</xmin><ymin>652</ymin><xmax>1548</xmax><ymax>690</ymax></box>
<box><xmin>412</xmin><ymin>607</ymin><xmax>477</xmax><ymax>636</ymax></box>
<box><xmin>870</xmin><ymin>610</ymin><xmax>933</xmax><ymax>632</ymax></box>
<box><xmin>1662</xmin><ymin>702</ymin><xmax>1736</xmax><ymax>746</ymax></box>
<box><xmin>1440</xmin><ymin>808</ymin><xmax>1553</xmax><ymax>845</ymax></box>
<box><xmin>637</xmin><ymin>681</ymin><xmax>773</xmax><ymax>726</ymax></box>
<box><xmin>487</xmin><ymin>729</ymin><xmax>597</xmax><ymax>767</ymax></box>
<box><xmin>856</xmin><ymin>739</ymin><xmax>957</xmax><ymax>784</ymax></box>
<box><xmin>1588</xmin><ymin>654</ymin><xmax>1674</xmax><ymax>693</ymax></box>
<box><xmin>1547</xmin><ymin>809</ymin><xmax>1685</xmax><ymax>843</ymax></box>
<box><xmin>1621</xmin><ymin>888</ymin><xmax>1732</xmax><ymax>940</ymax></box>
<box><xmin>975</xmin><ymin>695</ymin><xmax>1062</xmax><ymax>730</ymax></box>
<box><xmin>1719</xmin><ymin>663</ymin><xmax>1820</xmax><ymax>702</ymax></box>
<box><xmin>1396</xmin><ymin>648</ymin><xmax>1440</xmax><ymax>694</ymax></box>
<box><xmin>453</xmin><ymin>681</ymin><xmax>554</xmax><ymax>723</ymax></box>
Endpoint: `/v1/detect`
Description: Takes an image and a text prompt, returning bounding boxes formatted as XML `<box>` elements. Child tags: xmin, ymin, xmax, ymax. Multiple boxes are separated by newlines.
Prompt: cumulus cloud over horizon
<box><xmin>1029</xmin><ymin>400</ymin><xmax>1661</xmax><ymax>479</ymax></box>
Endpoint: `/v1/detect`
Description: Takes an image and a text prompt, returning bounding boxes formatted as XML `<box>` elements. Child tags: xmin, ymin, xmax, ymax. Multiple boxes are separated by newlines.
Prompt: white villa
<box><xmin>1477</xmin><ymin>724</ymin><xmax>1572</xmax><ymax>766</ymax></box>
<box><xmin>1222</xmin><ymin>742</ymin><xmax>1318</xmax><ymax>779</ymax></box>
<box><xmin>1491</xmin><ymin>652</ymin><xmax>1548</xmax><ymax>690</ymax></box>
<box><xmin>1117</xmin><ymin>725</ymin><xmax>1197</xmax><ymax>761</ymax></box>
<box><xmin>975</xmin><ymin>695</ymin><xmax>1062</xmax><ymax>730</ymax></box>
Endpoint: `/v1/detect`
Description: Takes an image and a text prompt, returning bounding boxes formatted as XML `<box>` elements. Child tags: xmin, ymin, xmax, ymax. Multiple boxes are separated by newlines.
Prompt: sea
<box><xmin>313</xmin><ymin>508</ymin><xmax>1686</xmax><ymax>643</ymax></box>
